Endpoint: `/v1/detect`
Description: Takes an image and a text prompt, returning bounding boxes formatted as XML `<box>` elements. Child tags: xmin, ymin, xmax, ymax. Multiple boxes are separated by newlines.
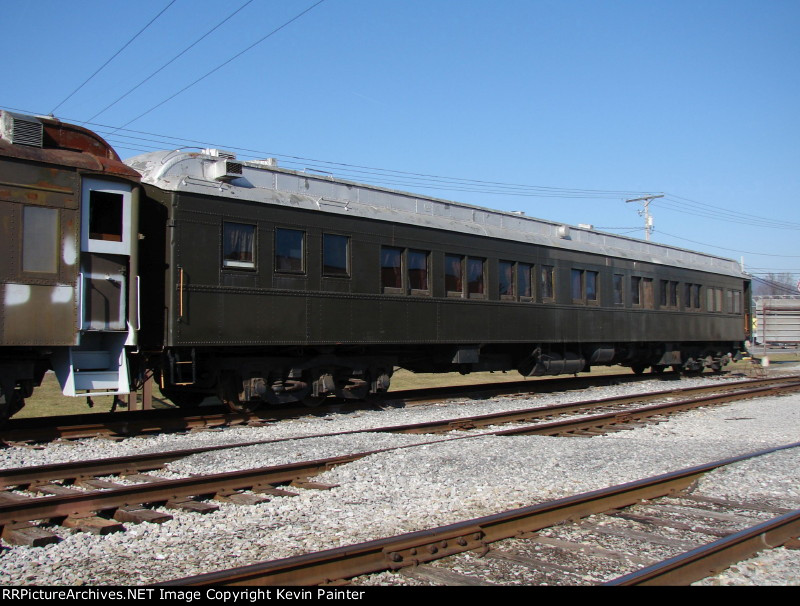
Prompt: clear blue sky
<box><xmin>4</xmin><ymin>0</ymin><xmax>799</xmax><ymax>291</ymax></box>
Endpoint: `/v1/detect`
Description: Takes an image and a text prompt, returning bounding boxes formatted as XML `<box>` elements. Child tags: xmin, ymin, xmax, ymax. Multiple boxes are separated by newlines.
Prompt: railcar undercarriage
<box><xmin>155</xmin><ymin>340</ymin><xmax>742</xmax><ymax>411</ymax></box>
<box><xmin>158</xmin><ymin>348</ymin><xmax>396</xmax><ymax>411</ymax></box>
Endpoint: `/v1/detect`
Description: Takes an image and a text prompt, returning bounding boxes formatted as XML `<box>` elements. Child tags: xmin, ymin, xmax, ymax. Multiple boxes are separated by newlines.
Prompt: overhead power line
<box><xmin>656</xmin><ymin>195</ymin><xmax>800</xmax><ymax>231</ymax></box>
<box><xmin>657</xmin><ymin>230</ymin><xmax>800</xmax><ymax>258</ymax></box>
<box><xmin>50</xmin><ymin>0</ymin><xmax>178</xmax><ymax>114</ymax></box>
<box><xmin>4</xmin><ymin>98</ymin><xmax>798</xmax><ymax>235</ymax></box>
<box><xmin>85</xmin><ymin>0</ymin><xmax>255</xmax><ymax>123</ymax></box>
<box><xmin>112</xmin><ymin>0</ymin><xmax>330</xmax><ymax>131</ymax></box>
<box><xmin>93</xmin><ymin>126</ymin><xmax>653</xmax><ymax>199</ymax></box>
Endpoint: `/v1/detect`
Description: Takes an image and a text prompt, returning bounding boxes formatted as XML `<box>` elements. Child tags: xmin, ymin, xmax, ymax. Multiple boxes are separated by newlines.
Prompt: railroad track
<box><xmin>0</xmin><ymin>371</ymin><xmax>741</xmax><ymax>443</ymax></box>
<box><xmin>157</xmin><ymin>442</ymin><xmax>800</xmax><ymax>586</ymax></box>
<box><xmin>2</xmin><ymin>377</ymin><xmax>798</xmax><ymax>548</ymax></box>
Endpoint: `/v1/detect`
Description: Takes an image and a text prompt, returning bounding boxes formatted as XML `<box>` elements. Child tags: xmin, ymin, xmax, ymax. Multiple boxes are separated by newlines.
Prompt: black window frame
<box><xmin>222</xmin><ymin>221</ymin><xmax>257</xmax><ymax>271</ymax></box>
<box><xmin>466</xmin><ymin>257</ymin><xmax>485</xmax><ymax>299</ymax></box>
<box><xmin>322</xmin><ymin>233</ymin><xmax>350</xmax><ymax>278</ymax></box>
<box><xmin>274</xmin><ymin>227</ymin><xmax>305</xmax><ymax>274</ymax></box>
<box><xmin>407</xmin><ymin>249</ymin><xmax>430</xmax><ymax>295</ymax></box>
<box><xmin>499</xmin><ymin>260</ymin><xmax>515</xmax><ymax>300</ymax></box>
<box><xmin>380</xmin><ymin>246</ymin><xmax>404</xmax><ymax>293</ymax></box>
<box><xmin>381</xmin><ymin>246</ymin><xmax>430</xmax><ymax>296</ymax></box>
<box><xmin>571</xmin><ymin>268</ymin><xmax>599</xmax><ymax>305</ymax></box>
<box><xmin>613</xmin><ymin>273</ymin><xmax>624</xmax><ymax>305</ymax></box>
<box><xmin>540</xmin><ymin>265</ymin><xmax>556</xmax><ymax>302</ymax></box>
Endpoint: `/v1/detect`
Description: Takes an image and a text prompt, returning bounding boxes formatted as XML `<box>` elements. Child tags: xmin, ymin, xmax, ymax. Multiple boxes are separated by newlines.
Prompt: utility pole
<box><xmin>626</xmin><ymin>195</ymin><xmax>664</xmax><ymax>241</ymax></box>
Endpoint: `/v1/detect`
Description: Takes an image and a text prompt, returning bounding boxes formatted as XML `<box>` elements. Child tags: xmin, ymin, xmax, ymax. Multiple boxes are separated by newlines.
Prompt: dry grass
<box><xmin>16</xmin><ymin>353</ymin><xmax>798</xmax><ymax>420</ymax></box>
<box><xmin>15</xmin><ymin>373</ymin><xmax>172</xmax><ymax>419</ymax></box>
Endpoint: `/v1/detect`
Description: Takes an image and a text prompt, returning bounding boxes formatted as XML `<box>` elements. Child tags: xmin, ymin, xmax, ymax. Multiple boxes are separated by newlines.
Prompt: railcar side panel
<box><xmin>127</xmin><ymin>147</ymin><xmax>749</xmax><ymax>408</ymax></box>
<box><xmin>0</xmin><ymin>111</ymin><xmax>142</xmax><ymax>420</ymax></box>
<box><xmin>158</xmin><ymin>189</ymin><xmax>746</xmax><ymax>350</ymax></box>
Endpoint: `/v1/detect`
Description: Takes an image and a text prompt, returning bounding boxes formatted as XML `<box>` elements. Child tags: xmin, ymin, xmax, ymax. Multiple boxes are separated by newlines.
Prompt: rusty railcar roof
<box><xmin>126</xmin><ymin>148</ymin><xmax>747</xmax><ymax>279</ymax></box>
<box><xmin>0</xmin><ymin>111</ymin><xmax>140</xmax><ymax>180</ymax></box>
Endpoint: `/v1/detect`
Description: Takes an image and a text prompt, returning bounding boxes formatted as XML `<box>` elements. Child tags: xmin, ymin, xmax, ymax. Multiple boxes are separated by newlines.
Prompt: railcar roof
<box><xmin>0</xmin><ymin>111</ymin><xmax>140</xmax><ymax>179</ymax></box>
<box><xmin>125</xmin><ymin>149</ymin><xmax>746</xmax><ymax>279</ymax></box>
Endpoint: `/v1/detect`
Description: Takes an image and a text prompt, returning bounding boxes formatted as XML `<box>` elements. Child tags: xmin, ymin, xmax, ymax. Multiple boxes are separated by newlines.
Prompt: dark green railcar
<box><xmin>128</xmin><ymin>148</ymin><xmax>750</xmax><ymax>410</ymax></box>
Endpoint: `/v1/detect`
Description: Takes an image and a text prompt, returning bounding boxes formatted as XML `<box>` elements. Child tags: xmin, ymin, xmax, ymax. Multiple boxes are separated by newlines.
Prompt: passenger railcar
<box><xmin>0</xmin><ymin>111</ymin><xmax>141</xmax><ymax>421</ymax></box>
<box><xmin>0</xmin><ymin>111</ymin><xmax>751</xmax><ymax>419</ymax></box>
<box><xmin>126</xmin><ymin>147</ymin><xmax>750</xmax><ymax>411</ymax></box>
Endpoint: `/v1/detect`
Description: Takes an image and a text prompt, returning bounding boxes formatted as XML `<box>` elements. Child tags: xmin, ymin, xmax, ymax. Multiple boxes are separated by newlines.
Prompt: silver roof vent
<box><xmin>252</xmin><ymin>158</ymin><xmax>279</xmax><ymax>167</ymax></box>
<box><xmin>0</xmin><ymin>111</ymin><xmax>44</xmax><ymax>148</ymax></box>
<box><xmin>209</xmin><ymin>159</ymin><xmax>243</xmax><ymax>182</ymax></box>
<box><xmin>202</xmin><ymin>148</ymin><xmax>237</xmax><ymax>160</ymax></box>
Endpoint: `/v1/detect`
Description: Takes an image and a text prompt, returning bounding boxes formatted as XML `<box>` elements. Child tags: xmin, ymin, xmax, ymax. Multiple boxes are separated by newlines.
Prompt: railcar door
<box><xmin>53</xmin><ymin>178</ymin><xmax>136</xmax><ymax>396</ymax></box>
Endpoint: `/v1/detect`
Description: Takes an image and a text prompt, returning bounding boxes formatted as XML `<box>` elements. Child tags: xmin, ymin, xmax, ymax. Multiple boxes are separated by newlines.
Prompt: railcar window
<box><xmin>572</xmin><ymin>269</ymin><xmax>599</xmax><ymax>304</ymax></box>
<box><xmin>408</xmin><ymin>249</ymin><xmax>429</xmax><ymax>292</ymax></box>
<box><xmin>222</xmin><ymin>223</ymin><xmax>256</xmax><ymax>269</ymax></box>
<box><xmin>642</xmin><ymin>278</ymin><xmax>654</xmax><ymax>308</ymax></box>
<box><xmin>499</xmin><ymin>261</ymin><xmax>514</xmax><ymax>299</ymax></box>
<box><xmin>22</xmin><ymin>206</ymin><xmax>59</xmax><ymax>274</ymax></box>
<box><xmin>586</xmin><ymin>271</ymin><xmax>598</xmax><ymax>302</ymax></box>
<box><xmin>706</xmin><ymin>287</ymin><xmax>723</xmax><ymax>312</ymax></box>
<box><xmin>571</xmin><ymin>269</ymin><xmax>584</xmax><ymax>301</ymax></box>
<box><xmin>631</xmin><ymin>276</ymin><xmax>642</xmax><ymax>306</ymax></box>
<box><xmin>81</xmin><ymin>179</ymin><xmax>132</xmax><ymax>256</ymax></box>
<box><xmin>381</xmin><ymin>247</ymin><xmax>403</xmax><ymax>290</ymax></box>
<box><xmin>88</xmin><ymin>190</ymin><xmax>123</xmax><ymax>242</ymax></box>
<box><xmin>445</xmin><ymin>254</ymin><xmax>463</xmax><ymax>296</ymax></box>
<box><xmin>613</xmin><ymin>274</ymin><xmax>624</xmax><ymax>305</ymax></box>
<box><xmin>540</xmin><ymin>265</ymin><xmax>555</xmax><ymax>301</ymax></box>
<box><xmin>323</xmin><ymin>233</ymin><xmax>349</xmax><ymax>276</ymax></box>
<box><xmin>518</xmin><ymin>263</ymin><xmax>533</xmax><ymax>300</ymax></box>
<box><xmin>275</xmin><ymin>228</ymin><xmax>304</xmax><ymax>273</ymax></box>
<box><xmin>731</xmin><ymin>290</ymin><xmax>742</xmax><ymax>313</ymax></box>
<box><xmin>685</xmin><ymin>283</ymin><xmax>702</xmax><ymax>310</ymax></box>
<box><xmin>467</xmin><ymin>258</ymin><xmax>485</xmax><ymax>297</ymax></box>
<box><xmin>660</xmin><ymin>280</ymin><xmax>679</xmax><ymax>309</ymax></box>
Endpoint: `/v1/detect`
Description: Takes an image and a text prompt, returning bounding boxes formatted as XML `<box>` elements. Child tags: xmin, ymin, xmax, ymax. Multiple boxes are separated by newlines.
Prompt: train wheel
<box><xmin>631</xmin><ymin>364</ymin><xmax>647</xmax><ymax>375</ymax></box>
<box><xmin>218</xmin><ymin>372</ymin><xmax>262</xmax><ymax>413</ymax></box>
<box><xmin>302</xmin><ymin>370</ymin><xmax>331</xmax><ymax>407</ymax></box>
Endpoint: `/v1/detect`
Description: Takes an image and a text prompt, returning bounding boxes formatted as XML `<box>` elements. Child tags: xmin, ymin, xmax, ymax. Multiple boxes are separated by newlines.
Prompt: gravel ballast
<box><xmin>0</xmin><ymin>371</ymin><xmax>799</xmax><ymax>586</ymax></box>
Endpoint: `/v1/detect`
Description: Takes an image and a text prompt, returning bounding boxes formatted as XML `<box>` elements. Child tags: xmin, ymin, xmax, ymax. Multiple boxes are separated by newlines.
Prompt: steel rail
<box><xmin>382</xmin><ymin>376</ymin><xmax>800</xmax><ymax>434</ymax></box>
<box><xmin>3</xmin><ymin>379</ymin><xmax>798</xmax><ymax>498</ymax></box>
<box><xmin>0</xmin><ymin>452</ymin><xmax>368</xmax><ymax>527</ymax></box>
<box><xmin>607</xmin><ymin>509</ymin><xmax>800</xmax><ymax>585</ymax></box>
<box><xmin>160</xmin><ymin>442</ymin><xmax>800</xmax><ymax>586</ymax></box>
<box><xmin>6</xmin><ymin>373</ymin><xmax>792</xmax><ymax>442</ymax></box>
<box><xmin>496</xmin><ymin>380</ymin><xmax>800</xmax><ymax>437</ymax></box>
<box><xmin>3</xmin><ymin>377</ymin><xmax>797</xmax><ymax>492</ymax></box>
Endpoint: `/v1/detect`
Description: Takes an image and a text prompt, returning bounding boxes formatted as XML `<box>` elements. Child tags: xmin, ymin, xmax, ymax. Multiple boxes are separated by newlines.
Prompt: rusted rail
<box><xmin>160</xmin><ymin>442</ymin><xmax>800</xmax><ymax>586</ymax></box>
<box><xmin>7</xmin><ymin>372</ymin><xmax>787</xmax><ymax>443</ymax></box>
<box><xmin>3</xmin><ymin>378</ymin><xmax>798</xmax><ymax>508</ymax></box>
<box><xmin>0</xmin><ymin>453</ymin><xmax>366</xmax><ymax>529</ymax></box>
<box><xmin>384</xmin><ymin>376</ymin><xmax>800</xmax><ymax>435</ymax></box>
<box><xmin>607</xmin><ymin>509</ymin><xmax>800</xmax><ymax>585</ymax></box>
<box><xmin>496</xmin><ymin>380</ymin><xmax>800</xmax><ymax>437</ymax></box>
